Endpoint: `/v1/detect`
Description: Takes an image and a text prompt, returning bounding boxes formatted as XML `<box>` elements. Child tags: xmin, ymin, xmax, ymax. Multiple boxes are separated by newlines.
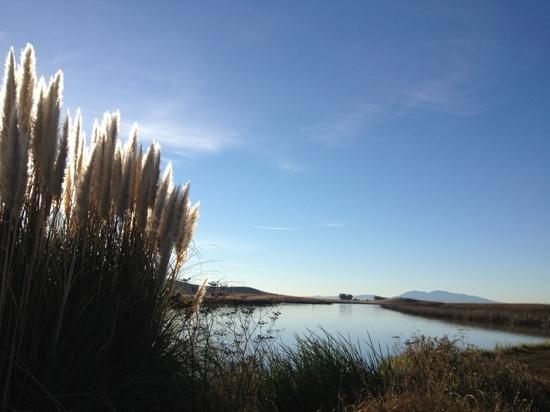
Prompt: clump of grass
<box><xmin>0</xmin><ymin>44</ymin><xmax>199</xmax><ymax>410</ymax></box>
<box><xmin>364</xmin><ymin>335</ymin><xmax>541</xmax><ymax>411</ymax></box>
<box><xmin>255</xmin><ymin>332</ymin><xmax>386</xmax><ymax>411</ymax></box>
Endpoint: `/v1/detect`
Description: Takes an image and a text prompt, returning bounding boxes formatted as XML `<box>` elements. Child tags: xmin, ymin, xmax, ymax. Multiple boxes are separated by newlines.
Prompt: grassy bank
<box><xmin>379</xmin><ymin>299</ymin><xmax>550</xmax><ymax>337</ymax></box>
<box><xmin>179</xmin><ymin>307</ymin><xmax>550</xmax><ymax>411</ymax></box>
<box><xmin>173</xmin><ymin>291</ymin><xmax>333</xmax><ymax>306</ymax></box>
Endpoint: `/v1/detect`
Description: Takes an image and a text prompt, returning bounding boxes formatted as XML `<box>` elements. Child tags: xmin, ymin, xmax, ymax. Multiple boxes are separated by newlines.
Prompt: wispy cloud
<box><xmin>253</xmin><ymin>226</ymin><xmax>302</xmax><ymax>231</ymax></box>
<box><xmin>306</xmin><ymin>61</ymin><xmax>488</xmax><ymax>147</ymax></box>
<box><xmin>321</xmin><ymin>223</ymin><xmax>343</xmax><ymax>228</ymax></box>
<box><xmin>276</xmin><ymin>158</ymin><xmax>304</xmax><ymax>173</ymax></box>
<box><xmin>401</xmin><ymin>66</ymin><xmax>487</xmax><ymax>116</ymax></box>
<box><xmin>304</xmin><ymin>103</ymin><xmax>403</xmax><ymax>147</ymax></box>
<box><xmin>122</xmin><ymin>120</ymin><xmax>239</xmax><ymax>155</ymax></box>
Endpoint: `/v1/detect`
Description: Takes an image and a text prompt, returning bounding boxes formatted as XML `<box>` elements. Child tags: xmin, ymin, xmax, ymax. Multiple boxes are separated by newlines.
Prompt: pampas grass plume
<box><xmin>51</xmin><ymin>115</ymin><xmax>69</xmax><ymax>201</ymax></box>
<box><xmin>1</xmin><ymin>43</ymin><xmax>199</xmax><ymax>276</ymax></box>
<box><xmin>16</xmin><ymin>44</ymin><xmax>35</xmax><ymax>139</ymax></box>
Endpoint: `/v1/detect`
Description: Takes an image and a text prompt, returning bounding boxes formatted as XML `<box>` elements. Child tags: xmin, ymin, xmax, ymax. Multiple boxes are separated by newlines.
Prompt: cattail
<box><xmin>51</xmin><ymin>115</ymin><xmax>69</xmax><ymax>201</ymax></box>
<box><xmin>16</xmin><ymin>44</ymin><xmax>35</xmax><ymax>139</ymax></box>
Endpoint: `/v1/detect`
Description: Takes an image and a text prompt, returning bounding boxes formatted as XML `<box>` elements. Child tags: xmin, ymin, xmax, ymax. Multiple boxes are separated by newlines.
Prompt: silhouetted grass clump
<box><xmin>0</xmin><ymin>44</ymin><xmax>199</xmax><ymax>411</ymax></box>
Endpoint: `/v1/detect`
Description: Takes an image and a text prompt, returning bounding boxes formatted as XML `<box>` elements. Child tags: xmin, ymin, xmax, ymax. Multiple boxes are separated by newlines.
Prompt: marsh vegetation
<box><xmin>379</xmin><ymin>300</ymin><xmax>550</xmax><ymax>337</ymax></box>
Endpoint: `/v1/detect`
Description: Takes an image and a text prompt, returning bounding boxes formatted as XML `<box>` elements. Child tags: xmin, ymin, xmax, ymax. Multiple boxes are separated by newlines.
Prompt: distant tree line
<box><xmin>339</xmin><ymin>293</ymin><xmax>353</xmax><ymax>301</ymax></box>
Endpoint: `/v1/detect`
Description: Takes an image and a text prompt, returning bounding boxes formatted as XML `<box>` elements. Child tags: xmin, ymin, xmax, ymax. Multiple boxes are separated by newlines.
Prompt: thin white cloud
<box><xmin>122</xmin><ymin>120</ymin><xmax>239</xmax><ymax>155</ymax></box>
<box><xmin>253</xmin><ymin>226</ymin><xmax>302</xmax><ymax>231</ymax></box>
<box><xmin>276</xmin><ymin>159</ymin><xmax>304</xmax><ymax>173</ymax></box>
<box><xmin>402</xmin><ymin>73</ymin><xmax>486</xmax><ymax>116</ymax></box>
<box><xmin>306</xmin><ymin>63</ymin><xmax>487</xmax><ymax>147</ymax></box>
<box><xmin>305</xmin><ymin>103</ymin><xmax>400</xmax><ymax>147</ymax></box>
<box><xmin>321</xmin><ymin>223</ymin><xmax>343</xmax><ymax>228</ymax></box>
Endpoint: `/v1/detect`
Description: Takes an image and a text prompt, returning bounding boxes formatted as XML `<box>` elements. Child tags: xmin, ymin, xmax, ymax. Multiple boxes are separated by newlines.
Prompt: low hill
<box><xmin>354</xmin><ymin>294</ymin><xmax>376</xmax><ymax>301</ymax></box>
<box><xmin>313</xmin><ymin>294</ymin><xmax>378</xmax><ymax>301</ymax></box>
<box><xmin>400</xmin><ymin>290</ymin><xmax>494</xmax><ymax>304</ymax></box>
<box><xmin>174</xmin><ymin>281</ymin><xmax>268</xmax><ymax>295</ymax></box>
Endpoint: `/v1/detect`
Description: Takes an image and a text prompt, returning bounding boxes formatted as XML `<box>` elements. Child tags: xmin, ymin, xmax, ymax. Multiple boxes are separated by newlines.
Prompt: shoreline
<box><xmin>378</xmin><ymin>298</ymin><xmax>550</xmax><ymax>338</ymax></box>
<box><xmin>174</xmin><ymin>290</ymin><xmax>550</xmax><ymax>338</ymax></box>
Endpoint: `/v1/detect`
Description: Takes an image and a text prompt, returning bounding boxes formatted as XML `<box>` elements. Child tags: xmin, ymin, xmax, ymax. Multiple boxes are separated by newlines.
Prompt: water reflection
<box><xmin>267</xmin><ymin>303</ymin><xmax>548</xmax><ymax>351</ymax></box>
<box><xmin>338</xmin><ymin>303</ymin><xmax>352</xmax><ymax>317</ymax></box>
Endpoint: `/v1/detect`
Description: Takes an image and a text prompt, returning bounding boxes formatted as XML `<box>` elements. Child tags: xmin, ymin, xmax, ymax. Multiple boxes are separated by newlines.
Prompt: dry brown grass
<box><xmin>355</xmin><ymin>336</ymin><xmax>549</xmax><ymax>412</ymax></box>
<box><xmin>380</xmin><ymin>299</ymin><xmax>550</xmax><ymax>337</ymax></box>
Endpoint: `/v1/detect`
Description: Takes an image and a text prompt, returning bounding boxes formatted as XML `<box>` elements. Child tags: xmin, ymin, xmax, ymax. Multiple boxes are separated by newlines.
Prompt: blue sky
<box><xmin>2</xmin><ymin>1</ymin><xmax>549</xmax><ymax>302</ymax></box>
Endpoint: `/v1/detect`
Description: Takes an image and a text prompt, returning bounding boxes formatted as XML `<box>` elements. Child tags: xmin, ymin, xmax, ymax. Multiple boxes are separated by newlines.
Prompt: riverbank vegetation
<box><xmin>171</xmin><ymin>305</ymin><xmax>550</xmax><ymax>411</ymax></box>
<box><xmin>379</xmin><ymin>299</ymin><xmax>550</xmax><ymax>337</ymax></box>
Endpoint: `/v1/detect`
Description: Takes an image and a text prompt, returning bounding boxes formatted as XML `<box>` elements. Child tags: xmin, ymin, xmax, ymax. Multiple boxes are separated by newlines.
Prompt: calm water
<box><xmin>265</xmin><ymin>303</ymin><xmax>548</xmax><ymax>351</ymax></box>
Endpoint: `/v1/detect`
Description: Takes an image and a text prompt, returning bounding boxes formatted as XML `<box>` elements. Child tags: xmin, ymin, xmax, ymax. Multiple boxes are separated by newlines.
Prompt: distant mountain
<box><xmin>399</xmin><ymin>290</ymin><xmax>494</xmax><ymax>304</ymax></box>
<box><xmin>354</xmin><ymin>294</ymin><xmax>376</xmax><ymax>301</ymax></box>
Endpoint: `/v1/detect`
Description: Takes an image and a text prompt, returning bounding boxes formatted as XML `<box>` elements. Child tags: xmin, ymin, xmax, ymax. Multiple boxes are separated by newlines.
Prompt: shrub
<box><xmin>339</xmin><ymin>293</ymin><xmax>353</xmax><ymax>301</ymax></box>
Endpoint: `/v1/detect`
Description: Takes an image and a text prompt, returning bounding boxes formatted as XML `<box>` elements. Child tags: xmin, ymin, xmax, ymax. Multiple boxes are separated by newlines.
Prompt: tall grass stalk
<box><xmin>0</xmin><ymin>44</ymin><xmax>199</xmax><ymax>411</ymax></box>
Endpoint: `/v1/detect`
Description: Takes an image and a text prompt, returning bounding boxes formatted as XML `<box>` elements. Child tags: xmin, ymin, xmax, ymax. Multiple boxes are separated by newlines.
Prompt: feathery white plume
<box><xmin>0</xmin><ymin>49</ymin><xmax>18</xmax><ymax>211</ymax></box>
<box><xmin>16</xmin><ymin>44</ymin><xmax>35</xmax><ymax>139</ymax></box>
<box><xmin>52</xmin><ymin>115</ymin><xmax>69</xmax><ymax>201</ymax></box>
